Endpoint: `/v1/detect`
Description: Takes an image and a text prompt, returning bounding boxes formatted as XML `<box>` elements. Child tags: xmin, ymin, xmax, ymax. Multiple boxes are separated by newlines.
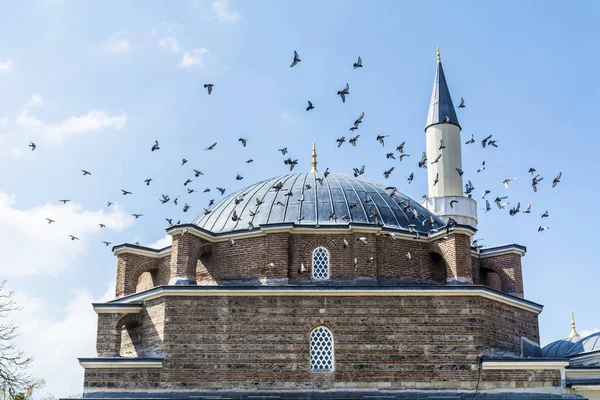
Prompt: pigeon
<box><xmin>449</xmin><ymin>200</ymin><xmax>459</xmax><ymax>209</ymax></box>
<box><xmin>405</xmin><ymin>252</ymin><xmax>412</xmax><ymax>261</ymax></box>
<box><xmin>298</xmin><ymin>263</ymin><xmax>306</xmax><ymax>273</ymax></box>
<box><xmin>528</xmin><ymin>167</ymin><xmax>537</xmax><ymax>175</ymax></box>
<box><xmin>433</xmin><ymin>173</ymin><xmax>439</xmax><ymax>186</ymax></box>
<box><xmin>166</xmin><ymin>218</ymin><xmax>173</xmax><ymax>225</ymax></box>
<box><xmin>278</xmin><ymin>148</ymin><xmax>288</xmax><ymax>155</ymax></box>
<box><xmin>494</xmin><ymin>196</ymin><xmax>508</xmax><ymax>209</ymax></box>
<box><xmin>353</xmin><ymin>56</ymin><xmax>363</xmax><ymax>69</ymax></box>
<box><xmin>337</xmin><ymin>83</ymin><xmax>349</xmax><ymax>103</ymax></box>
<box><xmin>182</xmin><ymin>158</ymin><xmax>188</xmax><ymax>165</ymax></box>
<box><xmin>81</xmin><ymin>170</ymin><xmax>91</xmax><ymax>176</ymax></box>
<box><xmin>383</xmin><ymin>167</ymin><xmax>394</xmax><ymax>179</ymax></box>
<box><xmin>272</xmin><ymin>182</ymin><xmax>284</xmax><ymax>191</ymax></box>
<box><xmin>238</xmin><ymin>138</ymin><xmax>248</xmax><ymax>147</ymax></box>
<box><xmin>523</xmin><ymin>204</ymin><xmax>531</xmax><ymax>213</ymax></box>
<box><xmin>399</xmin><ymin>154</ymin><xmax>410</xmax><ymax>162</ymax></box>
<box><xmin>353</xmin><ymin>165</ymin><xmax>365</xmax><ymax>177</ymax></box>
<box><xmin>532</xmin><ymin>174</ymin><xmax>544</xmax><ymax>192</ymax></box>
<box><xmin>418</xmin><ymin>152</ymin><xmax>427</xmax><ymax>168</ymax></box>
<box><xmin>509</xmin><ymin>202</ymin><xmax>521</xmax><ymax>216</ymax></box>
<box><xmin>430</xmin><ymin>154</ymin><xmax>442</xmax><ymax>164</ymax></box>
<box><xmin>205</xmin><ymin>142</ymin><xmax>217</xmax><ymax>151</ymax></box>
<box><xmin>68</xmin><ymin>235</ymin><xmax>79</xmax><ymax>241</ymax></box>
<box><xmin>366</xmin><ymin>256</ymin><xmax>375</xmax><ymax>263</ymax></box>
<box><xmin>538</xmin><ymin>226</ymin><xmax>549</xmax><ymax>232</ymax></box>
<box><xmin>336</xmin><ymin>137</ymin><xmax>346</xmax><ymax>147</ymax></box>
<box><xmin>484</xmin><ymin>200</ymin><xmax>491</xmax><ymax>212</ymax></box>
<box><xmin>455</xmin><ymin>168</ymin><xmax>464</xmax><ymax>176</ymax></box>
<box><xmin>59</xmin><ymin>199</ymin><xmax>71</xmax><ymax>204</ymax></box>
<box><xmin>306</xmin><ymin>101</ymin><xmax>314</xmax><ymax>111</ymax></box>
<box><xmin>376</xmin><ymin>135</ymin><xmax>389</xmax><ymax>146</ymax></box>
<box><xmin>290</xmin><ymin>50</ymin><xmax>301</xmax><ymax>67</ymax></box>
<box><xmin>482</xmin><ymin>190</ymin><xmax>490</xmax><ymax>199</ymax></box>
<box><xmin>204</xmin><ymin>84</ymin><xmax>214</xmax><ymax>94</ymax></box>
<box><xmin>102</xmin><ymin>241</ymin><xmax>112</xmax><ymax>246</ymax></box>
<box><xmin>236</xmin><ymin>174</ymin><xmax>243</xmax><ymax>181</ymax></box>
<box><xmin>187</xmin><ymin>188</ymin><xmax>196</xmax><ymax>194</ymax></box>
<box><xmin>98</xmin><ymin>223</ymin><xmax>106</xmax><ymax>228</ymax></box>
<box><xmin>488</xmin><ymin>140</ymin><xmax>498</xmax><ymax>147</ymax></box>
<box><xmin>477</xmin><ymin>161</ymin><xmax>486</xmax><ymax>173</ymax></box>
<box><xmin>144</xmin><ymin>178</ymin><xmax>152</xmax><ymax>186</ymax></box>
<box><xmin>407</xmin><ymin>173</ymin><xmax>414</xmax><ymax>184</ymax></box>
<box><xmin>357</xmin><ymin>237</ymin><xmax>368</xmax><ymax>244</ymax></box>
<box><xmin>481</xmin><ymin>135</ymin><xmax>492</xmax><ymax>148</ymax></box>
<box><xmin>183</xmin><ymin>203</ymin><xmax>190</xmax><ymax>212</ymax></box>
<box><xmin>457</xmin><ymin>97</ymin><xmax>466</xmax><ymax>108</ymax></box>
<box><xmin>349</xmin><ymin>135</ymin><xmax>360</xmax><ymax>146</ymax></box>
<box><xmin>131</xmin><ymin>213</ymin><xmax>143</xmax><ymax>219</ymax></box>
<box><xmin>184</xmin><ymin>179</ymin><xmax>193</xmax><ymax>186</ymax></box>
<box><xmin>29</xmin><ymin>142</ymin><xmax>36</xmax><ymax>151</ymax></box>
<box><xmin>354</xmin><ymin>112</ymin><xmax>364</xmax><ymax>126</ymax></box>
<box><xmin>174</xmin><ymin>197</ymin><xmax>180</xmax><ymax>205</ymax></box>
<box><xmin>231</xmin><ymin>210</ymin><xmax>240</xmax><ymax>222</ymax></box>
<box><xmin>203</xmin><ymin>208</ymin><xmax>211</xmax><ymax>215</ymax></box>
<box><xmin>106</xmin><ymin>201</ymin><xmax>114</xmax><ymax>206</ymax></box>
<box><xmin>439</xmin><ymin>139</ymin><xmax>446</xmax><ymax>150</ymax></box>
<box><xmin>343</xmin><ymin>239</ymin><xmax>350</xmax><ymax>248</ymax></box>
<box><xmin>193</xmin><ymin>169</ymin><xmax>204</xmax><ymax>177</ymax></box>
<box><xmin>397</xmin><ymin>142</ymin><xmax>405</xmax><ymax>153</ymax></box>
<box><xmin>121</xmin><ymin>190</ymin><xmax>132</xmax><ymax>195</ymax></box>
<box><xmin>503</xmin><ymin>178</ymin><xmax>517</xmax><ymax>188</ymax></box>
<box><xmin>465</xmin><ymin>134</ymin><xmax>475</xmax><ymax>145</ymax></box>
<box><xmin>541</xmin><ymin>210</ymin><xmax>549</xmax><ymax>218</ymax></box>
<box><xmin>46</xmin><ymin>218</ymin><xmax>55</xmax><ymax>224</ymax></box>
<box><xmin>353</xmin><ymin>257</ymin><xmax>358</xmax><ymax>267</ymax></box>
<box><xmin>203</xmin><ymin>189</ymin><xmax>210</xmax><ymax>193</ymax></box>
<box><xmin>246</xmin><ymin>159</ymin><xmax>253</xmax><ymax>163</ymax></box>
<box><xmin>465</xmin><ymin>180</ymin><xmax>474</xmax><ymax>195</ymax></box>
<box><xmin>386</xmin><ymin>152</ymin><xmax>396</xmax><ymax>160</ymax></box>
<box><xmin>324</xmin><ymin>168</ymin><xmax>330</xmax><ymax>178</ymax></box>
<box><xmin>552</xmin><ymin>172</ymin><xmax>562</xmax><ymax>188</ymax></box>
<box><xmin>151</xmin><ymin>140</ymin><xmax>160</xmax><ymax>151</ymax></box>
<box><xmin>217</xmin><ymin>187</ymin><xmax>226</xmax><ymax>195</ymax></box>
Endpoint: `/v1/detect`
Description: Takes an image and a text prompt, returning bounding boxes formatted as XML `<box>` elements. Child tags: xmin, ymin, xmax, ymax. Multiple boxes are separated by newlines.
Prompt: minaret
<box><xmin>310</xmin><ymin>138</ymin><xmax>318</xmax><ymax>173</ymax></box>
<box><xmin>569</xmin><ymin>311</ymin><xmax>581</xmax><ymax>340</ymax></box>
<box><xmin>421</xmin><ymin>47</ymin><xmax>478</xmax><ymax>227</ymax></box>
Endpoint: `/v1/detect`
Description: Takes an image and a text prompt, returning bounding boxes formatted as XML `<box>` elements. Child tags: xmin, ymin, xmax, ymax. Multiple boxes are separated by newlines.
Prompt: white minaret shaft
<box><xmin>421</xmin><ymin>47</ymin><xmax>477</xmax><ymax>228</ymax></box>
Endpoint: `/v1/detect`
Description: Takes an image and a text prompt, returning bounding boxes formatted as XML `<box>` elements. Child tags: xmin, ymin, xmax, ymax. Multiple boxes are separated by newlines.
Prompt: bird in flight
<box><xmin>457</xmin><ymin>97</ymin><xmax>466</xmax><ymax>108</ymax></box>
<box><xmin>337</xmin><ymin>83</ymin><xmax>349</xmax><ymax>103</ymax></box>
<box><xmin>193</xmin><ymin>169</ymin><xmax>203</xmax><ymax>177</ymax></box>
<box><xmin>59</xmin><ymin>199</ymin><xmax>70</xmax><ymax>204</ymax></box>
<box><xmin>159</xmin><ymin>194</ymin><xmax>170</xmax><ymax>204</ymax></box>
<box><xmin>81</xmin><ymin>170</ymin><xmax>91</xmax><ymax>176</ymax></box>
<box><xmin>204</xmin><ymin>84</ymin><xmax>214</xmax><ymax>94</ymax></box>
<box><xmin>182</xmin><ymin>158</ymin><xmax>188</xmax><ymax>165</ymax></box>
<box><xmin>121</xmin><ymin>189</ymin><xmax>132</xmax><ymax>195</ymax></box>
<box><xmin>183</xmin><ymin>203</ymin><xmax>190</xmax><ymax>212</ymax></box>
<box><xmin>538</xmin><ymin>226</ymin><xmax>549</xmax><ymax>232</ymax></box>
<box><xmin>532</xmin><ymin>174</ymin><xmax>543</xmax><ymax>192</ymax></box>
<box><xmin>278</xmin><ymin>147</ymin><xmax>288</xmax><ymax>155</ymax></box>
<box><xmin>552</xmin><ymin>172</ymin><xmax>562</xmax><ymax>188</ymax></box>
<box><xmin>349</xmin><ymin>135</ymin><xmax>360</xmax><ymax>147</ymax></box>
<box><xmin>407</xmin><ymin>173</ymin><xmax>414</xmax><ymax>184</ymax></box>
<box><xmin>69</xmin><ymin>235</ymin><xmax>79</xmax><ymax>241</ymax></box>
<box><xmin>439</xmin><ymin>139</ymin><xmax>446</xmax><ymax>150</ymax></box>
<box><xmin>481</xmin><ymin>135</ymin><xmax>492</xmax><ymax>148</ymax></box>
<box><xmin>383</xmin><ymin>167</ymin><xmax>394</xmax><ymax>179</ymax></box>
<box><xmin>503</xmin><ymin>178</ymin><xmax>517</xmax><ymax>188</ymax></box>
<box><xmin>376</xmin><ymin>135</ymin><xmax>388</xmax><ymax>146</ymax></box>
<box><xmin>238</xmin><ymin>138</ymin><xmax>248</xmax><ymax>147</ymax></box>
<box><xmin>430</xmin><ymin>154</ymin><xmax>442</xmax><ymax>164</ymax></box>
<box><xmin>29</xmin><ymin>142</ymin><xmax>36</xmax><ymax>151</ymax></box>
<box><xmin>290</xmin><ymin>50</ymin><xmax>301</xmax><ymax>67</ymax></box>
<box><xmin>306</xmin><ymin>101</ymin><xmax>314</xmax><ymax>111</ymax></box>
<box><xmin>98</xmin><ymin>223</ymin><xmax>105</xmax><ymax>228</ymax></box>
<box><xmin>46</xmin><ymin>218</ymin><xmax>55</xmax><ymax>224</ymax></box>
<box><xmin>336</xmin><ymin>137</ymin><xmax>345</xmax><ymax>147</ymax></box>
<box><xmin>397</xmin><ymin>142</ymin><xmax>405</xmax><ymax>153</ymax></box>
<box><xmin>102</xmin><ymin>241</ymin><xmax>112</xmax><ymax>246</ymax></box>
<box><xmin>151</xmin><ymin>140</ymin><xmax>160</xmax><ymax>151</ymax></box>
<box><xmin>106</xmin><ymin>201</ymin><xmax>114</xmax><ymax>207</ymax></box>
<box><xmin>144</xmin><ymin>178</ymin><xmax>152</xmax><ymax>186</ymax></box>
<box><xmin>353</xmin><ymin>56</ymin><xmax>363</xmax><ymax>69</ymax></box>
<box><xmin>132</xmin><ymin>214</ymin><xmax>143</xmax><ymax>219</ymax></box>
<box><xmin>477</xmin><ymin>161</ymin><xmax>486</xmax><ymax>173</ymax></box>
<box><xmin>465</xmin><ymin>134</ymin><xmax>475</xmax><ymax>145</ymax></box>
<box><xmin>205</xmin><ymin>142</ymin><xmax>217</xmax><ymax>151</ymax></box>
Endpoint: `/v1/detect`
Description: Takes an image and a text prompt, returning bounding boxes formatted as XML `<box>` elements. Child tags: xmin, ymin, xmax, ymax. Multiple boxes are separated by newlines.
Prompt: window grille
<box><xmin>310</xmin><ymin>326</ymin><xmax>334</xmax><ymax>372</ymax></box>
<box><xmin>312</xmin><ymin>247</ymin><xmax>330</xmax><ymax>280</ymax></box>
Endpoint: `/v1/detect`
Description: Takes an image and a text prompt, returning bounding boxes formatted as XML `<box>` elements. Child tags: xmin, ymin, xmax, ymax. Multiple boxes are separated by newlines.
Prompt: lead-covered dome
<box><xmin>193</xmin><ymin>172</ymin><xmax>445</xmax><ymax>235</ymax></box>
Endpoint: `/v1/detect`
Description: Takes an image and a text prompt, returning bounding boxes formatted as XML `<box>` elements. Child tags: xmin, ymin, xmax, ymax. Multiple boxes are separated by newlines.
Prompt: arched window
<box><xmin>312</xmin><ymin>247</ymin><xmax>330</xmax><ymax>280</ymax></box>
<box><xmin>310</xmin><ymin>326</ymin><xmax>334</xmax><ymax>372</ymax></box>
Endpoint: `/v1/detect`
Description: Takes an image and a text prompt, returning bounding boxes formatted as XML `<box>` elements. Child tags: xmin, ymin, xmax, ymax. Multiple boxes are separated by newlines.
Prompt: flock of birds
<box><xmin>25</xmin><ymin>50</ymin><xmax>562</xmax><ymax>259</ymax></box>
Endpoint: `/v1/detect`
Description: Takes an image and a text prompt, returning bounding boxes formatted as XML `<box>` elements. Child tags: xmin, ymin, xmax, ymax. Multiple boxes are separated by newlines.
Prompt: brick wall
<box><xmin>86</xmin><ymin>294</ymin><xmax>542</xmax><ymax>391</ymax></box>
<box><xmin>438</xmin><ymin>234</ymin><xmax>472</xmax><ymax>284</ymax></box>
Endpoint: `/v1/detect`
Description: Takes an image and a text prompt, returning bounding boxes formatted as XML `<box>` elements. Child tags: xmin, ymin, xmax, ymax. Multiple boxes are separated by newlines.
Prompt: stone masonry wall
<box><xmin>85</xmin><ymin>294</ymin><xmax>541</xmax><ymax>391</ymax></box>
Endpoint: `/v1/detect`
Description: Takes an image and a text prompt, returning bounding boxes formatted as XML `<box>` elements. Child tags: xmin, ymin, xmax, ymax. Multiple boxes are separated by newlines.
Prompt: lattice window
<box><xmin>312</xmin><ymin>247</ymin><xmax>330</xmax><ymax>280</ymax></box>
<box><xmin>310</xmin><ymin>326</ymin><xmax>334</xmax><ymax>372</ymax></box>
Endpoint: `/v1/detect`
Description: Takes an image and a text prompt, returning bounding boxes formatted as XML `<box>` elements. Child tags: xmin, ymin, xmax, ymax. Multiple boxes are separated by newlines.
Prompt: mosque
<box><xmin>74</xmin><ymin>50</ymin><xmax>600</xmax><ymax>399</ymax></box>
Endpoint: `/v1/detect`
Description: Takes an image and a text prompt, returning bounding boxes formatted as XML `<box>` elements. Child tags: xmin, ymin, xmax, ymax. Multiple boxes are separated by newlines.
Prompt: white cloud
<box><xmin>0</xmin><ymin>59</ymin><xmax>14</xmax><ymax>73</ymax></box>
<box><xmin>0</xmin><ymin>192</ymin><xmax>134</xmax><ymax>277</ymax></box>
<box><xmin>26</xmin><ymin>93</ymin><xmax>45</xmax><ymax>108</ymax></box>
<box><xmin>159</xmin><ymin>35</ymin><xmax>180</xmax><ymax>54</ymax></box>
<box><xmin>177</xmin><ymin>48</ymin><xmax>209</xmax><ymax>69</ymax></box>
<box><xmin>212</xmin><ymin>0</ymin><xmax>240</xmax><ymax>22</ymax></box>
<box><xmin>105</xmin><ymin>31</ymin><xmax>130</xmax><ymax>55</ymax></box>
<box><xmin>11</xmin><ymin>280</ymin><xmax>115</xmax><ymax>398</ymax></box>
<box><xmin>17</xmin><ymin>109</ymin><xmax>127</xmax><ymax>144</ymax></box>
<box><xmin>148</xmin><ymin>235</ymin><xmax>171</xmax><ymax>249</ymax></box>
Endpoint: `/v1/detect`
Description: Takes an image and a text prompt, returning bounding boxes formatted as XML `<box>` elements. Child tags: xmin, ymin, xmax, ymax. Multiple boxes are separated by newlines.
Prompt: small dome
<box><xmin>565</xmin><ymin>331</ymin><xmax>600</xmax><ymax>357</ymax></box>
<box><xmin>541</xmin><ymin>336</ymin><xmax>580</xmax><ymax>358</ymax></box>
<box><xmin>193</xmin><ymin>172</ymin><xmax>445</xmax><ymax>235</ymax></box>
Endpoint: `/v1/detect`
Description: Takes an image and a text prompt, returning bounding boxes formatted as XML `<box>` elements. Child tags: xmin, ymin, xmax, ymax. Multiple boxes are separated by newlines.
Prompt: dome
<box><xmin>565</xmin><ymin>331</ymin><xmax>600</xmax><ymax>357</ymax></box>
<box><xmin>541</xmin><ymin>336</ymin><xmax>580</xmax><ymax>358</ymax></box>
<box><xmin>193</xmin><ymin>172</ymin><xmax>445</xmax><ymax>235</ymax></box>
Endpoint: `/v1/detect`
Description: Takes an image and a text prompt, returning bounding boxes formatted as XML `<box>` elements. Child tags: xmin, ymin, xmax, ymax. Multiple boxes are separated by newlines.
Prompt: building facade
<box><xmin>75</xmin><ymin>51</ymin><xmax>599</xmax><ymax>399</ymax></box>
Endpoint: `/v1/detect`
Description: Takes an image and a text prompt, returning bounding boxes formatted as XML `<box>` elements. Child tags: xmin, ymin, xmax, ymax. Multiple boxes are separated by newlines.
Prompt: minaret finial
<box><xmin>569</xmin><ymin>310</ymin><xmax>580</xmax><ymax>339</ymax></box>
<box><xmin>436</xmin><ymin>45</ymin><xmax>441</xmax><ymax>63</ymax></box>
<box><xmin>310</xmin><ymin>139</ymin><xmax>318</xmax><ymax>173</ymax></box>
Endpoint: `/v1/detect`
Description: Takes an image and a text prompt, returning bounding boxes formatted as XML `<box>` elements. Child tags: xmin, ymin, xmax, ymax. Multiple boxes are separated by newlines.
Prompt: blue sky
<box><xmin>0</xmin><ymin>1</ymin><xmax>599</xmax><ymax>397</ymax></box>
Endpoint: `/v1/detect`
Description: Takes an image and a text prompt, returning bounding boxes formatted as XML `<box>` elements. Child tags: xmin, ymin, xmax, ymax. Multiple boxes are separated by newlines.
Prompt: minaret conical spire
<box><xmin>569</xmin><ymin>310</ymin><xmax>580</xmax><ymax>339</ymax></box>
<box><xmin>425</xmin><ymin>46</ymin><xmax>460</xmax><ymax>131</ymax></box>
<box><xmin>310</xmin><ymin>139</ymin><xmax>318</xmax><ymax>173</ymax></box>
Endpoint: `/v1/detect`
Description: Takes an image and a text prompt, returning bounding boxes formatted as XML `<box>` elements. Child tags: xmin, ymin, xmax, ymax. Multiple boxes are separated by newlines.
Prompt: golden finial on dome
<box><xmin>436</xmin><ymin>45</ymin><xmax>441</xmax><ymax>63</ymax></box>
<box><xmin>310</xmin><ymin>139</ymin><xmax>318</xmax><ymax>173</ymax></box>
<box><xmin>569</xmin><ymin>310</ymin><xmax>580</xmax><ymax>339</ymax></box>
